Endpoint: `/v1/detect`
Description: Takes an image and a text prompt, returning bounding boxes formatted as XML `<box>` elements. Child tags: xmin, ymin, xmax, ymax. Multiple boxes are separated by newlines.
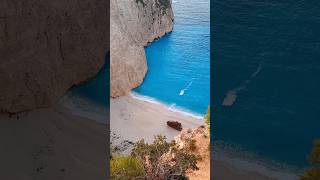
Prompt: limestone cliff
<box><xmin>110</xmin><ymin>0</ymin><xmax>174</xmax><ymax>97</ymax></box>
<box><xmin>0</xmin><ymin>0</ymin><xmax>109</xmax><ymax>113</ymax></box>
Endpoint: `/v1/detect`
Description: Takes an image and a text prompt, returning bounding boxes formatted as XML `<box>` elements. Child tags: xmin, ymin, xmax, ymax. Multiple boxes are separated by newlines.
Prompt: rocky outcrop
<box><xmin>0</xmin><ymin>0</ymin><xmax>109</xmax><ymax>113</ymax></box>
<box><xmin>110</xmin><ymin>0</ymin><xmax>174</xmax><ymax>97</ymax></box>
<box><xmin>175</xmin><ymin>126</ymin><xmax>211</xmax><ymax>180</ymax></box>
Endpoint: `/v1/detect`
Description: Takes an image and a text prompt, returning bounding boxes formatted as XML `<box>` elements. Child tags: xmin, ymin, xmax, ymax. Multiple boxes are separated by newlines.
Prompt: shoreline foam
<box><xmin>110</xmin><ymin>94</ymin><xmax>203</xmax><ymax>145</ymax></box>
<box><xmin>130</xmin><ymin>92</ymin><xmax>205</xmax><ymax>120</ymax></box>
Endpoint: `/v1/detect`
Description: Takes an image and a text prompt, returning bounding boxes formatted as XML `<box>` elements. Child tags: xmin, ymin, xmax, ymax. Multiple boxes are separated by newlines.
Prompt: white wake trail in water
<box><xmin>222</xmin><ymin>62</ymin><xmax>263</xmax><ymax>106</ymax></box>
<box><xmin>179</xmin><ymin>79</ymin><xmax>194</xmax><ymax>96</ymax></box>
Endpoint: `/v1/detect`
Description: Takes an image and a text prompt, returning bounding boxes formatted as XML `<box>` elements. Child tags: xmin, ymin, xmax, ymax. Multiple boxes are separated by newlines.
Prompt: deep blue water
<box><xmin>134</xmin><ymin>0</ymin><xmax>210</xmax><ymax>115</ymax></box>
<box><xmin>213</xmin><ymin>0</ymin><xmax>320</xmax><ymax>168</ymax></box>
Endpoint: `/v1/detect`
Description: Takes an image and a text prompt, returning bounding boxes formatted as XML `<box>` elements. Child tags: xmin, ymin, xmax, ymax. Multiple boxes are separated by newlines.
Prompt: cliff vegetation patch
<box><xmin>156</xmin><ymin>0</ymin><xmax>171</xmax><ymax>14</ymax></box>
<box><xmin>136</xmin><ymin>0</ymin><xmax>146</xmax><ymax>7</ymax></box>
<box><xmin>159</xmin><ymin>0</ymin><xmax>171</xmax><ymax>9</ymax></box>
<box><xmin>110</xmin><ymin>135</ymin><xmax>199</xmax><ymax>179</ymax></box>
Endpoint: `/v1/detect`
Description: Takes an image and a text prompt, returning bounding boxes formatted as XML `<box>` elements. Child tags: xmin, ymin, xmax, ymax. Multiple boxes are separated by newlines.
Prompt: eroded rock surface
<box><xmin>110</xmin><ymin>0</ymin><xmax>174</xmax><ymax>97</ymax></box>
<box><xmin>0</xmin><ymin>0</ymin><xmax>109</xmax><ymax>113</ymax></box>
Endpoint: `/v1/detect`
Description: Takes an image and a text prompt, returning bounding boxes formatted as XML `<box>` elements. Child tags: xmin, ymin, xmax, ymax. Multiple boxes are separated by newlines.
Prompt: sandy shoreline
<box><xmin>110</xmin><ymin>94</ymin><xmax>300</xmax><ymax>180</ymax></box>
<box><xmin>0</xmin><ymin>102</ymin><xmax>106</xmax><ymax>180</ymax></box>
<box><xmin>110</xmin><ymin>94</ymin><xmax>204</xmax><ymax>147</ymax></box>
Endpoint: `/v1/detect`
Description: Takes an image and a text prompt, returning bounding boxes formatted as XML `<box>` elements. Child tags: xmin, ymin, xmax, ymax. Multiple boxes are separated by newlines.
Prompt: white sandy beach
<box><xmin>110</xmin><ymin>94</ymin><xmax>204</xmax><ymax>147</ymax></box>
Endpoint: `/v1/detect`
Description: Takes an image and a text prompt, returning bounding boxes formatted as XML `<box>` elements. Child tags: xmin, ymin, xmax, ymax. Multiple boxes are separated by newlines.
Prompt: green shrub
<box><xmin>135</xmin><ymin>0</ymin><xmax>145</xmax><ymax>7</ymax></box>
<box><xmin>110</xmin><ymin>156</ymin><xmax>145</xmax><ymax>180</ymax></box>
<box><xmin>131</xmin><ymin>135</ymin><xmax>198</xmax><ymax>179</ymax></box>
<box><xmin>159</xmin><ymin>0</ymin><xmax>171</xmax><ymax>9</ymax></box>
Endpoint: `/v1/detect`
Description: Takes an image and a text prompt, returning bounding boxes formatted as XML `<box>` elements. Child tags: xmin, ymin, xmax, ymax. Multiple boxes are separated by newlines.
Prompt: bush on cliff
<box><xmin>131</xmin><ymin>135</ymin><xmax>199</xmax><ymax>179</ymax></box>
<box><xmin>110</xmin><ymin>156</ymin><xmax>145</xmax><ymax>180</ymax></box>
<box><xmin>159</xmin><ymin>0</ymin><xmax>171</xmax><ymax>9</ymax></box>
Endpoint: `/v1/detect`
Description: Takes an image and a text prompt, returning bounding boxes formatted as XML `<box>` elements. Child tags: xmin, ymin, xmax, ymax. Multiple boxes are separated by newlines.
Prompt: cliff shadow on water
<box><xmin>60</xmin><ymin>54</ymin><xmax>110</xmax><ymax>124</ymax></box>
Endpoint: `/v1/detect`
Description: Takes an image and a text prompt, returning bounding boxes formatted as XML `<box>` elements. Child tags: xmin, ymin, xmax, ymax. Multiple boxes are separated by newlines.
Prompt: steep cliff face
<box><xmin>111</xmin><ymin>0</ymin><xmax>174</xmax><ymax>97</ymax></box>
<box><xmin>0</xmin><ymin>0</ymin><xmax>109</xmax><ymax>113</ymax></box>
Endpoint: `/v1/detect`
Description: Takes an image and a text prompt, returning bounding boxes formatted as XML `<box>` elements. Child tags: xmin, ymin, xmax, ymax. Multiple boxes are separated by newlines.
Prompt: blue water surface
<box><xmin>213</xmin><ymin>0</ymin><xmax>320</xmax><ymax>168</ymax></box>
<box><xmin>134</xmin><ymin>0</ymin><xmax>210</xmax><ymax>115</ymax></box>
<box><xmin>70</xmin><ymin>56</ymin><xmax>109</xmax><ymax>107</ymax></box>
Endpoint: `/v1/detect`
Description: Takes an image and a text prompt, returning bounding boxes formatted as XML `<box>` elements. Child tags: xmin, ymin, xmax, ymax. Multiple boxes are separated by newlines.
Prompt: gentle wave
<box><xmin>130</xmin><ymin>92</ymin><xmax>204</xmax><ymax>120</ymax></box>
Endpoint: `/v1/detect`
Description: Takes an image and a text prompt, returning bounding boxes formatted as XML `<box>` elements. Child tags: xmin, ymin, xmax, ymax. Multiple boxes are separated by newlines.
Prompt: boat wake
<box><xmin>222</xmin><ymin>61</ymin><xmax>263</xmax><ymax>106</ymax></box>
<box><xmin>179</xmin><ymin>79</ymin><xmax>194</xmax><ymax>96</ymax></box>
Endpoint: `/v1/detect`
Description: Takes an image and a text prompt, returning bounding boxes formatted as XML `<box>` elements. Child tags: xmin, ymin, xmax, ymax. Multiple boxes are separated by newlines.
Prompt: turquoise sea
<box><xmin>134</xmin><ymin>0</ymin><xmax>210</xmax><ymax>116</ymax></box>
<box><xmin>213</xmin><ymin>0</ymin><xmax>320</xmax><ymax>169</ymax></box>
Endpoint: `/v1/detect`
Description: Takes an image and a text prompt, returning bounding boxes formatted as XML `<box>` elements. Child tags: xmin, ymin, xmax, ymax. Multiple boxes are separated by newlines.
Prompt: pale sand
<box><xmin>0</xmin><ymin>103</ymin><xmax>106</xmax><ymax>180</ymax></box>
<box><xmin>110</xmin><ymin>94</ymin><xmax>204</xmax><ymax>145</ymax></box>
<box><xmin>110</xmin><ymin>94</ymin><xmax>298</xmax><ymax>180</ymax></box>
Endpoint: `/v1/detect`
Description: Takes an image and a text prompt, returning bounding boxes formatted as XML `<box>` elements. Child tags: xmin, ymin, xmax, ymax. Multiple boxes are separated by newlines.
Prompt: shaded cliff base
<box><xmin>0</xmin><ymin>101</ymin><xmax>106</xmax><ymax>180</ymax></box>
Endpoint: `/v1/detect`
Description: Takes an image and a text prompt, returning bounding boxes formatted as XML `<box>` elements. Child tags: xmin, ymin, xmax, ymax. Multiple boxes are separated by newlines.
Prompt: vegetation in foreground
<box><xmin>110</xmin><ymin>135</ymin><xmax>199</xmax><ymax>180</ymax></box>
<box><xmin>110</xmin><ymin>156</ymin><xmax>146</xmax><ymax>180</ymax></box>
